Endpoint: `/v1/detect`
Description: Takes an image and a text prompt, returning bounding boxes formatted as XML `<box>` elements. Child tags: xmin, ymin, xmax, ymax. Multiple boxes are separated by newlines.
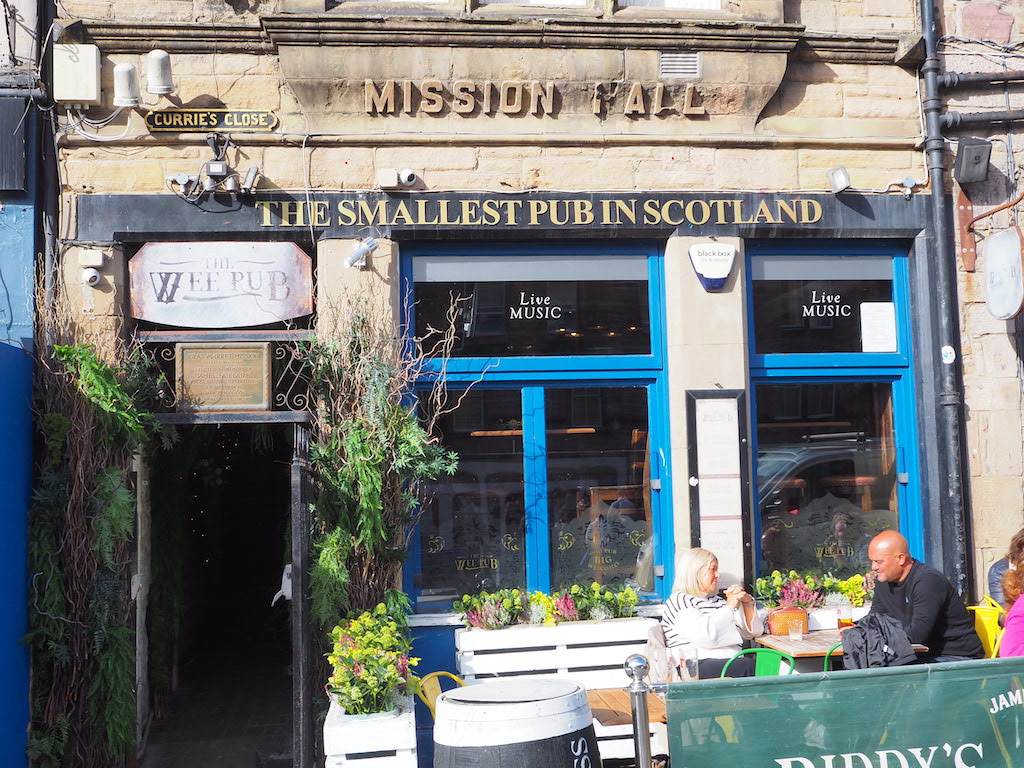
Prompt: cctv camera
<box><xmin>81</xmin><ymin>268</ymin><xmax>101</xmax><ymax>287</ymax></box>
<box><xmin>398</xmin><ymin>169</ymin><xmax>417</xmax><ymax>187</ymax></box>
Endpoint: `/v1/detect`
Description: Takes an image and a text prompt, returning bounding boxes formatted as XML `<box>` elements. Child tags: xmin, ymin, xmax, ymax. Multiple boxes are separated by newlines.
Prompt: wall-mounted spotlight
<box><xmin>345</xmin><ymin>238</ymin><xmax>378</xmax><ymax>269</ymax></box>
<box><xmin>826</xmin><ymin>166</ymin><xmax>852</xmax><ymax>194</ymax></box>
<box><xmin>241</xmin><ymin>167</ymin><xmax>261</xmax><ymax>193</ymax></box>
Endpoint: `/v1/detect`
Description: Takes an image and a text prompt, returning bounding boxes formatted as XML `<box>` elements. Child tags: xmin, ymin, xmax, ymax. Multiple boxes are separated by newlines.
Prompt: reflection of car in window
<box><xmin>757</xmin><ymin>439</ymin><xmax>897</xmax><ymax>577</ymax></box>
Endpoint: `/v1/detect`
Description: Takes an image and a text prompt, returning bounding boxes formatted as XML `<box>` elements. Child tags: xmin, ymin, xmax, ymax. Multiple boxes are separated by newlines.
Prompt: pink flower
<box><xmin>554</xmin><ymin>594</ymin><xmax>579</xmax><ymax>622</ymax></box>
<box><xmin>353</xmin><ymin>662</ymin><xmax>364</xmax><ymax>677</ymax></box>
<box><xmin>779</xmin><ymin>581</ymin><xmax>823</xmax><ymax>610</ymax></box>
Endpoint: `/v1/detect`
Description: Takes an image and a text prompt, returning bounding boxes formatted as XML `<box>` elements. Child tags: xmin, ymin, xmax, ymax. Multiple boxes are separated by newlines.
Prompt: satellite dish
<box><xmin>984</xmin><ymin>228</ymin><xmax>1024</xmax><ymax>320</ymax></box>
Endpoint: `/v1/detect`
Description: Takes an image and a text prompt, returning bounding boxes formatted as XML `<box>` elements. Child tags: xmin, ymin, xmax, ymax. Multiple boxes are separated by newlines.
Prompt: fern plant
<box><xmin>298</xmin><ymin>300</ymin><xmax>460</xmax><ymax>627</ymax></box>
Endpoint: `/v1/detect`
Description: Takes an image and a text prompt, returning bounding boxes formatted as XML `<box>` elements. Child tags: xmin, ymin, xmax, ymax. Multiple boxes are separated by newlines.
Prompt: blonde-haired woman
<box><xmin>661</xmin><ymin>548</ymin><xmax>764</xmax><ymax>678</ymax></box>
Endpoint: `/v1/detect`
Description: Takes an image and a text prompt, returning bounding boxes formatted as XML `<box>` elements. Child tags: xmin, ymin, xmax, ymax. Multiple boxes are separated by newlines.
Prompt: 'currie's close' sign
<box><xmin>129</xmin><ymin>242</ymin><xmax>313</xmax><ymax>328</ymax></box>
<box><xmin>145</xmin><ymin>109</ymin><xmax>278</xmax><ymax>132</ymax></box>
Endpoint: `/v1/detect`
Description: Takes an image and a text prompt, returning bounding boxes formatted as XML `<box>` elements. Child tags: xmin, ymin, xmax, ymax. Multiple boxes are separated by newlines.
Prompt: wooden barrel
<box><xmin>434</xmin><ymin>679</ymin><xmax>601</xmax><ymax>768</ymax></box>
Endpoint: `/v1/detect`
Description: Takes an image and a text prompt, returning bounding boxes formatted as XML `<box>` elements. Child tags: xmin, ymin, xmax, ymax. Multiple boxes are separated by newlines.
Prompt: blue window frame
<box><xmin>401</xmin><ymin>242</ymin><xmax>673</xmax><ymax>609</ymax></box>
<box><xmin>747</xmin><ymin>242</ymin><xmax>923</xmax><ymax>577</ymax></box>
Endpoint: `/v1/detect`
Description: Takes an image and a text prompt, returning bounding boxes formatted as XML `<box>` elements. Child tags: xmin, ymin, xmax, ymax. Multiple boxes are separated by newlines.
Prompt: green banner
<box><xmin>666</xmin><ymin>659</ymin><xmax>1024</xmax><ymax>768</ymax></box>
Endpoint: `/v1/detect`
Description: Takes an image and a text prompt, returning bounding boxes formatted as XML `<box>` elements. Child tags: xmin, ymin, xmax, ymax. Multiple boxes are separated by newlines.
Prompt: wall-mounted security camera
<box><xmin>81</xmin><ymin>268</ymin><xmax>102</xmax><ymax>287</ymax></box>
<box><xmin>376</xmin><ymin>168</ymin><xmax>420</xmax><ymax>189</ymax></box>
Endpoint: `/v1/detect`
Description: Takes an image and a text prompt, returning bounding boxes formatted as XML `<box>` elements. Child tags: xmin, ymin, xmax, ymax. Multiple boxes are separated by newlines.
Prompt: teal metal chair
<box><xmin>823</xmin><ymin>642</ymin><xmax>844</xmax><ymax>671</ymax></box>
<box><xmin>720</xmin><ymin>648</ymin><xmax>796</xmax><ymax>678</ymax></box>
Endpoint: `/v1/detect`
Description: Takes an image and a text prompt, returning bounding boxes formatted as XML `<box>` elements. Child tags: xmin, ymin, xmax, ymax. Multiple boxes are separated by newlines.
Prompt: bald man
<box><xmin>868</xmin><ymin>531</ymin><xmax>983</xmax><ymax>663</ymax></box>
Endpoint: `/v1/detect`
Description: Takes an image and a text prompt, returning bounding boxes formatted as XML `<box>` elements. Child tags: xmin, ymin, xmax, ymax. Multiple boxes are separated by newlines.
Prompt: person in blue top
<box><xmin>988</xmin><ymin>527</ymin><xmax>1024</xmax><ymax>608</ymax></box>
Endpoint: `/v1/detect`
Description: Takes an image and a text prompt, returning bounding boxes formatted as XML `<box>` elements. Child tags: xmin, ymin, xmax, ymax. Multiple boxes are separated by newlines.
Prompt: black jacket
<box><xmin>870</xmin><ymin>560</ymin><xmax>983</xmax><ymax>660</ymax></box>
<box><xmin>841</xmin><ymin>613</ymin><xmax>918</xmax><ymax>669</ymax></box>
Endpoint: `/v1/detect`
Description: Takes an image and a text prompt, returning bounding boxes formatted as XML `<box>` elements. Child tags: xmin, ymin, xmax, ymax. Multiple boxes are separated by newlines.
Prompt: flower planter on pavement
<box><xmin>323</xmin><ymin>695</ymin><xmax>416</xmax><ymax>768</ymax></box>
<box><xmin>455</xmin><ymin>617</ymin><xmax>662</xmax><ymax>759</ymax></box>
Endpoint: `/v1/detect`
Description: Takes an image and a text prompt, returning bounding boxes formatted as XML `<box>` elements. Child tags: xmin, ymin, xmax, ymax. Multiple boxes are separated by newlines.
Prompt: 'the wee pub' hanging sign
<box><xmin>129</xmin><ymin>241</ymin><xmax>313</xmax><ymax>328</ymax></box>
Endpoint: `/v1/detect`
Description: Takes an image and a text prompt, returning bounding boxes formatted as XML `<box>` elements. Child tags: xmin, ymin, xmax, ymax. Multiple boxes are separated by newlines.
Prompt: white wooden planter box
<box><xmin>455</xmin><ymin>617</ymin><xmax>664</xmax><ymax>760</ymax></box>
<box><xmin>852</xmin><ymin>604</ymin><xmax>871</xmax><ymax>621</ymax></box>
<box><xmin>808</xmin><ymin>608</ymin><xmax>838</xmax><ymax>631</ymax></box>
<box><xmin>324</xmin><ymin>695</ymin><xmax>416</xmax><ymax>768</ymax></box>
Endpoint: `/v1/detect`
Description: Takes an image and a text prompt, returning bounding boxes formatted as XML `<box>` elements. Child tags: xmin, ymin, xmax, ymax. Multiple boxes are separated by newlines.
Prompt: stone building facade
<box><xmin>39</xmin><ymin>0</ymin><xmax>1024</xmax><ymax>762</ymax></box>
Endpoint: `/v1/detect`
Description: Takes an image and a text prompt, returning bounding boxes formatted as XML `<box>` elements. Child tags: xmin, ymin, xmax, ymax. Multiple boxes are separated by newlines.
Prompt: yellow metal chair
<box><xmin>983</xmin><ymin>595</ymin><xmax>1007</xmax><ymax>614</ymax></box>
<box><xmin>967</xmin><ymin>605</ymin><xmax>1004</xmax><ymax>659</ymax></box>
<box><xmin>415</xmin><ymin>671</ymin><xmax>465</xmax><ymax>718</ymax></box>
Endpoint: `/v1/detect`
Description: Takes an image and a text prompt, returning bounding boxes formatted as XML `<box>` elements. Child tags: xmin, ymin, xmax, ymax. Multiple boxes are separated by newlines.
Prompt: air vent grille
<box><xmin>659</xmin><ymin>52</ymin><xmax>701</xmax><ymax>80</ymax></box>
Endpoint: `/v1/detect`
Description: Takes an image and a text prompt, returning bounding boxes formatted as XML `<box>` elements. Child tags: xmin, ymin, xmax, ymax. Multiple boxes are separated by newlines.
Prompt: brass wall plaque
<box><xmin>145</xmin><ymin>109</ymin><xmax>278</xmax><ymax>132</ymax></box>
<box><xmin>175</xmin><ymin>343</ymin><xmax>271</xmax><ymax>411</ymax></box>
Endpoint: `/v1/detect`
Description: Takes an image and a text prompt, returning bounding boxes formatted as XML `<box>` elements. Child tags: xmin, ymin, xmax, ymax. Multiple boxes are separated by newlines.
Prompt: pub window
<box><xmin>750</xmin><ymin>253</ymin><xmax>896</xmax><ymax>355</ymax></box>
<box><xmin>417</xmin><ymin>385</ymin><xmax>655</xmax><ymax>610</ymax></box>
<box><xmin>748</xmin><ymin>243</ymin><xmax>920</xmax><ymax>581</ymax></box>
<box><xmin>413</xmin><ymin>252</ymin><xmax>651</xmax><ymax>357</ymax></box>
<box><xmin>755</xmin><ymin>381</ymin><xmax>899</xmax><ymax>579</ymax></box>
<box><xmin>406</xmin><ymin>243</ymin><xmax>669</xmax><ymax>611</ymax></box>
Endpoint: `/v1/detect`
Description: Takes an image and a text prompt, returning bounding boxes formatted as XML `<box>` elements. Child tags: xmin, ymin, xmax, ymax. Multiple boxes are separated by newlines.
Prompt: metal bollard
<box><xmin>623</xmin><ymin>654</ymin><xmax>652</xmax><ymax>768</ymax></box>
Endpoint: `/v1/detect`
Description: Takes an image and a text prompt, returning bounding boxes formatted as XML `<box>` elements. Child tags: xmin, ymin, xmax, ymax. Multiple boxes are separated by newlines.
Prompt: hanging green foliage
<box><xmin>92</xmin><ymin>467</ymin><xmax>136</xmax><ymax>571</ymax></box>
<box><xmin>89</xmin><ymin>625</ymin><xmax>136</xmax><ymax>760</ymax></box>
<box><xmin>298</xmin><ymin>300</ymin><xmax>461</xmax><ymax>626</ymax></box>
<box><xmin>52</xmin><ymin>344</ymin><xmax>154</xmax><ymax>439</ymax></box>
<box><xmin>30</xmin><ymin>334</ymin><xmax>163</xmax><ymax>768</ymax></box>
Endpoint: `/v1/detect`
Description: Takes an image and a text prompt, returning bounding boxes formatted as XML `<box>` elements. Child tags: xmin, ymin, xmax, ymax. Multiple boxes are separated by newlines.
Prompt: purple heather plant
<box><xmin>778</xmin><ymin>580</ymin><xmax>824</xmax><ymax>610</ymax></box>
<box><xmin>553</xmin><ymin>593</ymin><xmax>579</xmax><ymax>622</ymax></box>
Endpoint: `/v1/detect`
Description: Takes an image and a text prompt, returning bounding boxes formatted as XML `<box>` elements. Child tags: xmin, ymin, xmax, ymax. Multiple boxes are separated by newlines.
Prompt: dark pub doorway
<box><xmin>141</xmin><ymin>424</ymin><xmax>295</xmax><ymax>768</ymax></box>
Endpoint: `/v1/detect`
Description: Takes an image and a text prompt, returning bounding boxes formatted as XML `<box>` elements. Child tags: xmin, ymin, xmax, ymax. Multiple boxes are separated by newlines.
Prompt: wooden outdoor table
<box><xmin>586</xmin><ymin>688</ymin><xmax>667</xmax><ymax>727</ymax></box>
<box><xmin>755</xmin><ymin>629</ymin><xmax>928</xmax><ymax>658</ymax></box>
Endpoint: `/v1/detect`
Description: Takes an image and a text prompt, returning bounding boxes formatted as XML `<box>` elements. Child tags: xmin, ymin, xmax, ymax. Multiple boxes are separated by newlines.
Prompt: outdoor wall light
<box><xmin>112</xmin><ymin>63</ymin><xmax>141</xmax><ymax>107</ymax></box>
<box><xmin>146</xmin><ymin>50</ymin><xmax>175</xmax><ymax>95</ymax></box>
<box><xmin>113</xmin><ymin>52</ymin><xmax>175</xmax><ymax>106</ymax></box>
<box><xmin>345</xmin><ymin>238</ymin><xmax>378</xmax><ymax>269</ymax></box>
<box><xmin>827</xmin><ymin>166</ymin><xmax>852</xmax><ymax>194</ymax></box>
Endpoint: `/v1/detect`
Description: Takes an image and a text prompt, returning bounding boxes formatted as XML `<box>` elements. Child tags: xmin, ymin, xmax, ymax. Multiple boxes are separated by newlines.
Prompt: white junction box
<box><xmin>52</xmin><ymin>44</ymin><xmax>102</xmax><ymax>106</ymax></box>
<box><xmin>77</xmin><ymin>250</ymin><xmax>106</xmax><ymax>268</ymax></box>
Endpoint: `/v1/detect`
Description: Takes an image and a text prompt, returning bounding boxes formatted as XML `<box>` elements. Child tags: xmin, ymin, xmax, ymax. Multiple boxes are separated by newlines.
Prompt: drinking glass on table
<box><xmin>788</xmin><ymin>623</ymin><xmax>804</xmax><ymax>642</ymax></box>
<box><xmin>837</xmin><ymin>604</ymin><xmax>854</xmax><ymax>629</ymax></box>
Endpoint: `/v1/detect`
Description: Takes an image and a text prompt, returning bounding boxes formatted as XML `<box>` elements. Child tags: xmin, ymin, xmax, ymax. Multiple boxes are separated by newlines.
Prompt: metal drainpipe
<box><xmin>920</xmin><ymin>0</ymin><xmax>970</xmax><ymax>592</ymax></box>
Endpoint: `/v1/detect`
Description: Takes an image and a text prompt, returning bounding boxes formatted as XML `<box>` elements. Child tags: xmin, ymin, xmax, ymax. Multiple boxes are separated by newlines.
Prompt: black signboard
<box><xmin>144</xmin><ymin>109</ymin><xmax>278</xmax><ymax>132</ymax></box>
<box><xmin>77</xmin><ymin>191</ymin><xmax>934</xmax><ymax>242</ymax></box>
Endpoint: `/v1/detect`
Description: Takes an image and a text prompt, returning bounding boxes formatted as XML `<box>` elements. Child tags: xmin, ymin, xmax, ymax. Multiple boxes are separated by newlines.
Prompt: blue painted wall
<box><xmin>0</xmin><ymin>106</ymin><xmax>36</xmax><ymax>768</ymax></box>
<box><xmin>410</xmin><ymin>624</ymin><xmax>459</xmax><ymax>768</ymax></box>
